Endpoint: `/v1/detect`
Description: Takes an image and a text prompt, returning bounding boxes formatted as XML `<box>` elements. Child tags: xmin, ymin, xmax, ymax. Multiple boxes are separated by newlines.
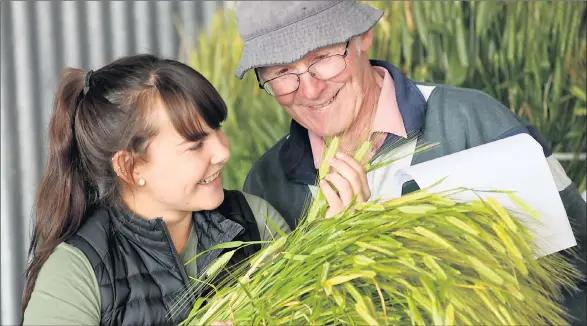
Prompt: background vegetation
<box><xmin>188</xmin><ymin>1</ymin><xmax>586</xmax><ymax>192</ymax></box>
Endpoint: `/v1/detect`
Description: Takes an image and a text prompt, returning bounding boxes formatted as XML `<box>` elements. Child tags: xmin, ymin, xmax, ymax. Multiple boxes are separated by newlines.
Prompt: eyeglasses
<box><xmin>256</xmin><ymin>40</ymin><xmax>350</xmax><ymax>97</ymax></box>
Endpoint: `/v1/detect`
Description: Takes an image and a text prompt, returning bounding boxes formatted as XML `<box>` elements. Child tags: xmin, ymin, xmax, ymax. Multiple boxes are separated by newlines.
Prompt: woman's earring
<box><xmin>138</xmin><ymin>178</ymin><xmax>146</xmax><ymax>186</ymax></box>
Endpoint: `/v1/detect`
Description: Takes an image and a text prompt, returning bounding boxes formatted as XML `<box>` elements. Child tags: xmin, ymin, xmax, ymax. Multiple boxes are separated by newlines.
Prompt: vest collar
<box><xmin>109</xmin><ymin>205</ymin><xmax>244</xmax><ymax>277</ymax></box>
<box><xmin>193</xmin><ymin>210</ymin><xmax>244</xmax><ymax>276</ymax></box>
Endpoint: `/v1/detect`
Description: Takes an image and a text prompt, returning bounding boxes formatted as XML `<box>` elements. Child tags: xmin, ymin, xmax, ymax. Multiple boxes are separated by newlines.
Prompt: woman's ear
<box><xmin>112</xmin><ymin>151</ymin><xmax>141</xmax><ymax>186</ymax></box>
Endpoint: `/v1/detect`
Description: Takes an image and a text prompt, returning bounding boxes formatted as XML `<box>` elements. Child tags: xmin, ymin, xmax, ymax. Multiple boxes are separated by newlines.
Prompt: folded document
<box><xmin>395</xmin><ymin>134</ymin><xmax>577</xmax><ymax>258</ymax></box>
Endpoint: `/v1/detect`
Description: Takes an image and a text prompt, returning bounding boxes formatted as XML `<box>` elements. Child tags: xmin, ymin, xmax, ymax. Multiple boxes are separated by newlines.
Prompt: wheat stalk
<box><xmin>179</xmin><ymin>137</ymin><xmax>581</xmax><ymax>326</ymax></box>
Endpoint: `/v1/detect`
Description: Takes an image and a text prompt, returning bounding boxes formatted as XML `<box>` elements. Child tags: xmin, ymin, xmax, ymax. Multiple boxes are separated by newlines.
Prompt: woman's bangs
<box><xmin>155</xmin><ymin>70</ymin><xmax>227</xmax><ymax>142</ymax></box>
<box><xmin>158</xmin><ymin>89</ymin><xmax>207</xmax><ymax>142</ymax></box>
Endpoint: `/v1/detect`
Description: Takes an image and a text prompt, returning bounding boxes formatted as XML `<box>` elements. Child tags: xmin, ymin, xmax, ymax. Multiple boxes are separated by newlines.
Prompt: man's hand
<box><xmin>319</xmin><ymin>152</ymin><xmax>371</xmax><ymax>218</ymax></box>
<box><xmin>211</xmin><ymin>321</ymin><xmax>233</xmax><ymax>326</ymax></box>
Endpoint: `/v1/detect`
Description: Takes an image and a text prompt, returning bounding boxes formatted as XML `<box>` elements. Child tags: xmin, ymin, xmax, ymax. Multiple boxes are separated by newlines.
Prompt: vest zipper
<box><xmin>159</xmin><ymin>219</ymin><xmax>196</xmax><ymax>323</ymax></box>
<box><xmin>159</xmin><ymin>219</ymin><xmax>190</xmax><ymax>286</ymax></box>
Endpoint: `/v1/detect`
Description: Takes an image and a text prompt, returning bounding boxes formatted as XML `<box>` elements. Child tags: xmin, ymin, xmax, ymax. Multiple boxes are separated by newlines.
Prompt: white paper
<box><xmin>367</xmin><ymin>139</ymin><xmax>418</xmax><ymax>201</ymax></box>
<box><xmin>395</xmin><ymin>134</ymin><xmax>576</xmax><ymax>258</ymax></box>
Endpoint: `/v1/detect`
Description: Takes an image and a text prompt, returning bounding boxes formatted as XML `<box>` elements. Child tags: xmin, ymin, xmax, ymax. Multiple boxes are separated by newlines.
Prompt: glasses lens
<box><xmin>265</xmin><ymin>74</ymin><xmax>299</xmax><ymax>96</ymax></box>
<box><xmin>310</xmin><ymin>55</ymin><xmax>347</xmax><ymax>80</ymax></box>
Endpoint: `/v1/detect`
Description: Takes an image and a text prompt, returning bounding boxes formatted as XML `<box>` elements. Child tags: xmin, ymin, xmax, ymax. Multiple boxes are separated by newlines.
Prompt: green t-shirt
<box><xmin>23</xmin><ymin>192</ymin><xmax>290</xmax><ymax>325</ymax></box>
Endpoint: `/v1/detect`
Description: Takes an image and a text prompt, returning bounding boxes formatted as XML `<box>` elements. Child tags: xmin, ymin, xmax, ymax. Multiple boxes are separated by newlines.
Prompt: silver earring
<box><xmin>138</xmin><ymin>178</ymin><xmax>146</xmax><ymax>186</ymax></box>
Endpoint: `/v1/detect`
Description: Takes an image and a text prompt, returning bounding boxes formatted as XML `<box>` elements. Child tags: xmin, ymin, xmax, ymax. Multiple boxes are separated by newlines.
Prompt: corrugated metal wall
<box><xmin>0</xmin><ymin>1</ymin><xmax>223</xmax><ymax>324</ymax></box>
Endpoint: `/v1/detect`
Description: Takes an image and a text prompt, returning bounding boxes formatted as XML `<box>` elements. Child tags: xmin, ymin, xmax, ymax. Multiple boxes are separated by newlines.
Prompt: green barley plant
<box><xmin>179</xmin><ymin>137</ymin><xmax>581</xmax><ymax>326</ymax></box>
<box><xmin>565</xmin><ymin>44</ymin><xmax>587</xmax><ymax>192</ymax></box>
<box><xmin>178</xmin><ymin>5</ymin><xmax>584</xmax><ymax>320</ymax></box>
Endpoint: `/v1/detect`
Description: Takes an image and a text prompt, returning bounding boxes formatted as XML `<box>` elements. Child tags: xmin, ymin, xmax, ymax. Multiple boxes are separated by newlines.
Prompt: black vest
<box><xmin>67</xmin><ymin>190</ymin><xmax>261</xmax><ymax>326</ymax></box>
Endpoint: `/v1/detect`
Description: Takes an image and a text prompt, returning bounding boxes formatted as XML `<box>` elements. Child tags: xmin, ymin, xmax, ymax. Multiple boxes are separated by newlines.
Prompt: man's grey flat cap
<box><xmin>234</xmin><ymin>0</ymin><xmax>383</xmax><ymax>79</ymax></box>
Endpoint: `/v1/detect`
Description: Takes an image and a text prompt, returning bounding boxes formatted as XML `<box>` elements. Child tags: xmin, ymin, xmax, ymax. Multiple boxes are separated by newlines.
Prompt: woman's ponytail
<box><xmin>21</xmin><ymin>68</ymin><xmax>90</xmax><ymax>315</ymax></box>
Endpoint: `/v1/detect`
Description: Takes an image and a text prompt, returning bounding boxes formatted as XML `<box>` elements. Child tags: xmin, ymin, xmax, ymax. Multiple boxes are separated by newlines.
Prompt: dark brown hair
<box><xmin>21</xmin><ymin>54</ymin><xmax>227</xmax><ymax>315</ymax></box>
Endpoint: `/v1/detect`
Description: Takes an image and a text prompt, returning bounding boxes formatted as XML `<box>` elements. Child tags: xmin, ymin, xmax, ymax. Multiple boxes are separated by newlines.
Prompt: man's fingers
<box><xmin>211</xmin><ymin>322</ymin><xmax>233</xmax><ymax>326</ymax></box>
<box><xmin>335</xmin><ymin>152</ymin><xmax>366</xmax><ymax>174</ymax></box>
<box><xmin>320</xmin><ymin>180</ymin><xmax>342</xmax><ymax>217</ymax></box>
<box><xmin>324</xmin><ymin>173</ymin><xmax>355</xmax><ymax>206</ymax></box>
<box><xmin>330</xmin><ymin>153</ymin><xmax>371</xmax><ymax>201</ymax></box>
<box><xmin>320</xmin><ymin>152</ymin><xmax>372</xmax><ymax>218</ymax></box>
<box><xmin>327</xmin><ymin>157</ymin><xmax>363</xmax><ymax>200</ymax></box>
<box><xmin>323</xmin><ymin>173</ymin><xmax>354</xmax><ymax>205</ymax></box>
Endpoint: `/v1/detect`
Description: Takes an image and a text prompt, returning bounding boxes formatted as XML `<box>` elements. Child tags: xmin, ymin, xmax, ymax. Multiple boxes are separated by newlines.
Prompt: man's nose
<box><xmin>298</xmin><ymin>72</ymin><xmax>326</xmax><ymax>100</ymax></box>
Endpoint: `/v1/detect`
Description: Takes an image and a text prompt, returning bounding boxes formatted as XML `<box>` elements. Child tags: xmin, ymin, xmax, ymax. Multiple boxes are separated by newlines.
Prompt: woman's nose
<box><xmin>209</xmin><ymin>129</ymin><xmax>230</xmax><ymax>165</ymax></box>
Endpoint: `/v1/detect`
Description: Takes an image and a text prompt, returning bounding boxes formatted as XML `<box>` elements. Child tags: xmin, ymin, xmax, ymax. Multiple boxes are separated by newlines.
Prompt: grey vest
<box><xmin>68</xmin><ymin>190</ymin><xmax>260</xmax><ymax>326</ymax></box>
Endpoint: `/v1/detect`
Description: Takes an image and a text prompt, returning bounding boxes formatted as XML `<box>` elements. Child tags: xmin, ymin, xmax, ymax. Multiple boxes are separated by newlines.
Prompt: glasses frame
<box><xmin>255</xmin><ymin>40</ymin><xmax>351</xmax><ymax>96</ymax></box>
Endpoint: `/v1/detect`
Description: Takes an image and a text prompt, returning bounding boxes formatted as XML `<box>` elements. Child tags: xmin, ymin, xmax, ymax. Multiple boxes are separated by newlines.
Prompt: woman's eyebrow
<box><xmin>177</xmin><ymin>133</ymin><xmax>208</xmax><ymax>146</ymax></box>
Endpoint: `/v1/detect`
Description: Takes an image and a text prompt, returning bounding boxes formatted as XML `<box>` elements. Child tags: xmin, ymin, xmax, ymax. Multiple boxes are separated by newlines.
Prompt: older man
<box><xmin>234</xmin><ymin>0</ymin><xmax>586</xmax><ymax>323</ymax></box>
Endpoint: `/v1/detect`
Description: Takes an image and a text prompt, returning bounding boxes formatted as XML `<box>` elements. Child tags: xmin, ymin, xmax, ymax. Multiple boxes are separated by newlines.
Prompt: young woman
<box><xmin>21</xmin><ymin>54</ymin><xmax>293</xmax><ymax>325</ymax></box>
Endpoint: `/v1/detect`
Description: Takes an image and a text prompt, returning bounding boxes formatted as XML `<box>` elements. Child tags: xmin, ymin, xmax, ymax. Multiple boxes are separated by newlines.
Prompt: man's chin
<box><xmin>313</xmin><ymin>126</ymin><xmax>347</xmax><ymax>138</ymax></box>
<box><xmin>296</xmin><ymin>117</ymin><xmax>348</xmax><ymax>137</ymax></box>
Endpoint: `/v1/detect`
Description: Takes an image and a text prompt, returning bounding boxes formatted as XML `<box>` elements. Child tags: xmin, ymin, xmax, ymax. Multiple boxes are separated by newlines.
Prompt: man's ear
<box><xmin>360</xmin><ymin>28</ymin><xmax>375</xmax><ymax>53</ymax></box>
<box><xmin>112</xmin><ymin>150</ymin><xmax>142</xmax><ymax>186</ymax></box>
